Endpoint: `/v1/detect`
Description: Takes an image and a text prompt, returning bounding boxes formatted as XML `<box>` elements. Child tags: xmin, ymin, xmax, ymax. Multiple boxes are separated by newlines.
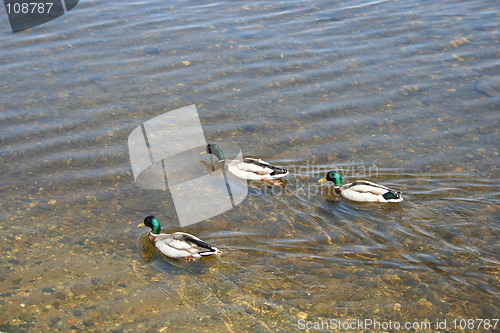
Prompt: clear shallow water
<box><xmin>1</xmin><ymin>0</ymin><xmax>499</xmax><ymax>332</ymax></box>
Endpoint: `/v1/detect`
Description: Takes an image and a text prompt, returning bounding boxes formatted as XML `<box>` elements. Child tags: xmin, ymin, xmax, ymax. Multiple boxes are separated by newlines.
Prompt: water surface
<box><xmin>1</xmin><ymin>0</ymin><xmax>498</xmax><ymax>332</ymax></box>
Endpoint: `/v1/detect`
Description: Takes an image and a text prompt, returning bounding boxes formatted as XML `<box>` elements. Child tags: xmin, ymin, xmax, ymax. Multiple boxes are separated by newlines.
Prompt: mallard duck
<box><xmin>137</xmin><ymin>216</ymin><xmax>222</xmax><ymax>259</ymax></box>
<box><xmin>318</xmin><ymin>171</ymin><xmax>403</xmax><ymax>203</ymax></box>
<box><xmin>202</xmin><ymin>143</ymin><xmax>288</xmax><ymax>181</ymax></box>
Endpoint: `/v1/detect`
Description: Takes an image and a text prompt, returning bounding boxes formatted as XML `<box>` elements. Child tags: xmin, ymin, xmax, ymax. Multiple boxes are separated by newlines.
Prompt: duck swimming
<box><xmin>318</xmin><ymin>171</ymin><xmax>403</xmax><ymax>203</ymax></box>
<box><xmin>203</xmin><ymin>143</ymin><xmax>288</xmax><ymax>182</ymax></box>
<box><xmin>138</xmin><ymin>216</ymin><xmax>222</xmax><ymax>259</ymax></box>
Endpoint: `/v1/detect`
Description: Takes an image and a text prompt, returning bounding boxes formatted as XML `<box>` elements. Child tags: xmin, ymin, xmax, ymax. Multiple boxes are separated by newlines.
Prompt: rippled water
<box><xmin>1</xmin><ymin>0</ymin><xmax>499</xmax><ymax>332</ymax></box>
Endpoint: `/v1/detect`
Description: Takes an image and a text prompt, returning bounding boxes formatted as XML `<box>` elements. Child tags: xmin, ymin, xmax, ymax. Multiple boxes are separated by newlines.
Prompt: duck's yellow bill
<box><xmin>200</xmin><ymin>151</ymin><xmax>207</xmax><ymax>155</ymax></box>
<box><xmin>318</xmin><ymin>177</ymin><xmax>327</xmax><ymax>183</ymax></box>
<box><xmin>137</xmin><ymin>222</ymin><xmax>146</xmax><ymax>227</ymax></box>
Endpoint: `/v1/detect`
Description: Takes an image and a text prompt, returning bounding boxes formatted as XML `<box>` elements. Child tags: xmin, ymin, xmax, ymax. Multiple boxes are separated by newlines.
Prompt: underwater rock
<box><xmin>144</xmin><ymin>46</ymin><xmax>160</xmax><ymax>55</ymax></box>
<box><xmin>476</xmin><ymin>76</ymin><xmax>500</xmax><ymax>97</ymax></box>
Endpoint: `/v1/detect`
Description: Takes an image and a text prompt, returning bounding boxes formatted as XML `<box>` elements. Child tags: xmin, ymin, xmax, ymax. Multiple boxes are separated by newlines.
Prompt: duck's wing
<box><xmin>345</xmin><ymin>181</ymin><xmax>392</xmax><ymax>195</ymax></box>
<box><xmin>241</xmin><ymin>158</ymin><xmax>288</xmax><ymax>177</ymax></box>
<box><xmin>151</xmin><ymin>233</ymin><xmax>193</xmax><ymax>258</ymax></box>
<box><xmin>169</xmin><ymin>232</ymin><xmax>221</xmax><ymax>256</ymax></box>
<box><xmin>345</xmin><ymin>181</ymin><xmax>403</xmax><ymax>201</ymax></box>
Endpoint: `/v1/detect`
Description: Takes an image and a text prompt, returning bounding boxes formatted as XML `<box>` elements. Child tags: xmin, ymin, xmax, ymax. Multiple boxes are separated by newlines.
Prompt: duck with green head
<box><xmin>138</xmin><ymin>216</ymin><xmax>221</xmax><ymax>259</ymax></box>
<box><xmin>318</xmin><ymin>171</ymin><xmax>403</xmax><ymax>203</ymax></box>
<box><xmin>202</xmin><ymin>143</ymin><xmax>288</xmax><ymax>182</ymax></box>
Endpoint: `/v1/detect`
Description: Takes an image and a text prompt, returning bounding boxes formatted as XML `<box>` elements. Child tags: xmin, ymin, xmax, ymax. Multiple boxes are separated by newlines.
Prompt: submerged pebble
<box><xmin>476</xmin><ymin>76</ymin><xmax>500</xmax><ymax>97</ymax></box>
<box><xmin>143</xmin><ymin>46</ymin><xmax>160</xmax><ymax>55</ymax></box>
<box><xmin>41</xmin><ymin>287</ymin><xmax>55</xmax><ymax>294</ymax></box>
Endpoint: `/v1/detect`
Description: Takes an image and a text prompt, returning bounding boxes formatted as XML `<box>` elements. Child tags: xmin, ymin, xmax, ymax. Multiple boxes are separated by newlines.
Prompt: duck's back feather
<box><xmin>153</xmin><ymin>232</ymin><xmax>220</xmax><ymax>258</ymax></box>
<box><xmin>243</xmin><ymin>158</ymin><xmax>288</xmax><ymax>176</ymax></box>
<box><xmin>343</xmin><ymin>181</ymin><xmax>392</xmax><ymax>195</ymax></box>
<box><xmin>227</xmin><ymin>158</ymin><xmax>288</xmax><ymax>180</ymax></box>
<box><xmin>172</xmin><ymin>232</ymin><xmax>217</xmax><ymax>252</ymax></box>
<box><xmin>340</xmin><ymin>181</ymin><xmax>403</xmax><ymax>202</ymax></box>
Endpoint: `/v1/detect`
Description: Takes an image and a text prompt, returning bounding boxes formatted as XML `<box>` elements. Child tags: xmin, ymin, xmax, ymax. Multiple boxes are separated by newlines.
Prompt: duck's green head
<box><xmin>318</xmin><ymin>171</ymin><xmax>343</xmax><ymax>186</ymax></box>
<box><xmin>204</xmin><ymin>143</ymin><xmax>226</xmax><ymax>161</ymax></box>
<box><xmin>138</xmin><ymin>215</ymin><xmax>161</xmax><ymax>234</ymax></box>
